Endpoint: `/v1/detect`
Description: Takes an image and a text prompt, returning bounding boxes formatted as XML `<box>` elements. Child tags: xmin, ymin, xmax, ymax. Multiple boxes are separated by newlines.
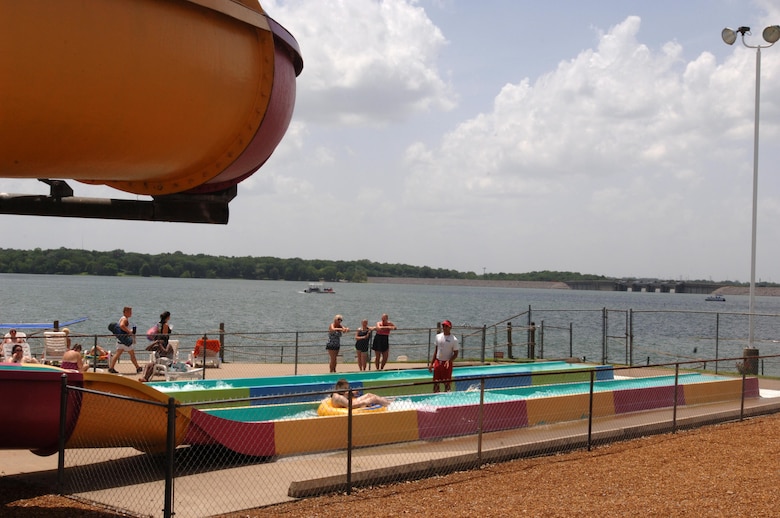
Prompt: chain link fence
<box><xmin>45</xmin><ymin>353</ymin><xmax>777</xmax><ymax>517</ymax></box>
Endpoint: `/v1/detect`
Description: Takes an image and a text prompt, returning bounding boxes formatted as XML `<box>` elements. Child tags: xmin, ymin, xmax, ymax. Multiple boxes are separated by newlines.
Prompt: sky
<box><xmin>4</xmin><ymin>0</ymin><xmax>780</xmax><ymax>282</ymax></box>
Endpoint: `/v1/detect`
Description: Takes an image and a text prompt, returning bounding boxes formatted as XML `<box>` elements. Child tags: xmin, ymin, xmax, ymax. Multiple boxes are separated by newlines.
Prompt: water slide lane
<box><xmin>0</xmin><ymin>364</ymin><xmax>761</xmax><ymax>459</ymax></box>
<box><xmin>65</xmin><ymin>372</ymin><xmax>192</xmax><ymax>454</ymax></box>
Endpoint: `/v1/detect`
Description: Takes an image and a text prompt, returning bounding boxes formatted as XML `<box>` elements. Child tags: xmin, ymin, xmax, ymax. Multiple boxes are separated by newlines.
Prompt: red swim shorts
<box><xmin>432</xmin><ymin>359</ymin><xmax>453</xmax><ymax>382</ymax></box>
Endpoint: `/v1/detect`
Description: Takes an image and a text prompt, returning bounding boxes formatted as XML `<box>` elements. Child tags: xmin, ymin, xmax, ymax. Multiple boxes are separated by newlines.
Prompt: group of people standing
<box><xmin>325</xmin><ymin>317</ymin><xmax>460</xmax><ymax>408</ymax></box>
<box><xmin>325</xmin><ymin>315</ymin><xmax>460</xmax><ymax>392</ymax></box>
<box><xmin>326</xmin><ymin>313</ymin><xmax>397</xmax><ymax>372</ymax></box>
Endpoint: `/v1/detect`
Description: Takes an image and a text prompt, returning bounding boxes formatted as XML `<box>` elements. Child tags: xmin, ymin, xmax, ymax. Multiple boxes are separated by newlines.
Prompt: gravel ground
<box><xmin>3</xmin><ymin>413</ymin><xmax>780</xmax><ymax>517</ymax></box>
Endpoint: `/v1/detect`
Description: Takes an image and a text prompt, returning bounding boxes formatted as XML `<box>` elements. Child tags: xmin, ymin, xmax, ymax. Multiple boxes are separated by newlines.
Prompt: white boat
<box><xmin>303</xmin><ymin>283</ymin><xmax>335</xmax><ymax>294</ymax></box>
<box><xmin>705</xmin><ymin>295</ymin><xmax>726</xmax><ymax>302</ymax></box>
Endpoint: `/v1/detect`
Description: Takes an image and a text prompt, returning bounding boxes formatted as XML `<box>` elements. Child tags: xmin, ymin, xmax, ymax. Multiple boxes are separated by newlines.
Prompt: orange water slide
<box><xmin>0</xmin><ymin>0</ymin><xmax>302</xmax><ymax>199</ymax></box>
<box><xmin>64</xmin><ymin>372</ymin><xmax>192</xmax><ymax>454</ymax></box>
<box><xmin>0</xmin><ymin>365</ymin><xmax>192</xmax><ymax>456</ymax></box>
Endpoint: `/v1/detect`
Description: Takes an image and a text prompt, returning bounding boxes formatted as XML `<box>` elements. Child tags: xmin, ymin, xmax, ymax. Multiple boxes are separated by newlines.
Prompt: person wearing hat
<box><xmin>429</xmin><ymin>320</ymin><xmax>459</xmax><ymax>392</ymax></box>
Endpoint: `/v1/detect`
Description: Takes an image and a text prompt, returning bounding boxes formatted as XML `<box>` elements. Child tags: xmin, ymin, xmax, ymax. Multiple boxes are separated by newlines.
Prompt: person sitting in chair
<box><xmin>7</xmin><ymin>344</ymin><xmax>39</xmax><ymax>364</ymax></box>
<box><xmin>3</xmin><ymin>328</ymin><xmax>27</xmax><ymax>345</ymax></box>
<box><xmin>61</xmin><ymin>344</ymin><xmax>87</xmax><ymax>372</ymax></box>
<box><xmin>330</xmin><ymin>378</ymin><xmax>389</xmax><ymax>409</ymax></box>
<box><xmin>138</xmin><ymin>339</ymin><xmax>174</xmax><ymax>382</ymax></box>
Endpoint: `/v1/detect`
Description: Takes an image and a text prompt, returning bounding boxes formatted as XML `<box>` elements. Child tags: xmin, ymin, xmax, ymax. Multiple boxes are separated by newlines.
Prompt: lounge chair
<box><xmin>149</xmin><ymin>340</ymin><xmax>202</xmax><ymax>381</ymax></box>
<box><xmin>190</xmin><ymin>338</ymin><xmax>221</xmax><ymax>368</ymax></box>
<box><xmin>42</xmin><ymin>331</ymin><xmax>69</xmax><ymax>365</ymax></box>
<box><xmin>84</xmin><ymin>347</ymin><xmax>110</xmax><ymax>370</ymax></box>
<box><xmin>2</xmin><ymin>341</ymin><xmax>35</xmax><ymax>363</ymax></box>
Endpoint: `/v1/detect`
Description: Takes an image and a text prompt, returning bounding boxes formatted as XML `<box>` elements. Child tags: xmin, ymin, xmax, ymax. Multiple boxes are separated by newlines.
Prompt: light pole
<box><xmin>721</xmin><ymin>25</ymin><xmax>780</xmax><ymax>349</ymax></box>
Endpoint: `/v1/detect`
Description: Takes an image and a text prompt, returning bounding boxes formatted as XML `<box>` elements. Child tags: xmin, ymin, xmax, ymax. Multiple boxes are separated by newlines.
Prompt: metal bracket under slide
<box><xmin>0</xmin><ymin>180</ymin><xmax>236</xmax><ymax>224</ymax></box>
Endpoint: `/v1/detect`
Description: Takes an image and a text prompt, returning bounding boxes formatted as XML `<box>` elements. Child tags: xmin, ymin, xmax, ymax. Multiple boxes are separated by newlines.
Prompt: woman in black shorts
<box><xmin>372</xmin><ymin>313</ymin><xmax>396</xmax><ymax>370</ymax></box>
<box><xmin>354</xmin><ymin>319</ymin><xmax>374</xmax><ymax>371</ymax></box>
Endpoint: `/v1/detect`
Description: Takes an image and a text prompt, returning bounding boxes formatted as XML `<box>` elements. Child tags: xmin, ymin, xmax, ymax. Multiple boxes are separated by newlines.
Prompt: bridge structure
<box><xmin>565</xmin><ymin>280</ymin><xmax>726</xmax><ymax>294</ymax></box>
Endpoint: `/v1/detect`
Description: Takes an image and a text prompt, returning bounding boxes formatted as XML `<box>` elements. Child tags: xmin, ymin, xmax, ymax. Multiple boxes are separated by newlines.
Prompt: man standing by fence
<box><xmin>430</xmin><ymin>320</ymin><xmax>459</xmax><ymax>392</ymax></box>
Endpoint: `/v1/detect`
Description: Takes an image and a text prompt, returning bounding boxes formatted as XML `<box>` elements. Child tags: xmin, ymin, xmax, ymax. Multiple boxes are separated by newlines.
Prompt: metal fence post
<box><xmin>346</xmin><ymin>390</ymin><xmax>354</xmax><ymax>494</ymax></box>
<box><xmin>601</xmin><ymin>308</ymin><xmax>607</xmax><ymax>364</ymax></box>
<box><xmin>92</xmin><ymin>335</ymin><xmax>98</xmax><ymax>372</ymax></box>
<box><xmin>480</xmin><ymin>325</ymin><xmax>486</xmax><ymax>363</ymax></box>
<box><xmin>427</xmin><ymin>327</ymin><xmax>433</xmax><ymax>364</ymax></box>
<box><xmin>587</xmin><ymin>369</ymin><xmax>594</xmax><ymax>451</ymax></box>
<box><xmin>629</xmin><ymin>309</ymin><xmax>634</xmax><ymax>366</ymax></box>
<box><xmin>569</xmin><ymin>322</ymin><xmax>573</xmax><ymax>358</ymax></box>
<box><xmin>219</xmin><ymin>322</ymin><xmax>225</xmax><ymax>364</ymax></box>
<box><xmin>57</xmin><ymin>373</ymin><xmax>68</xmax><ymax>493</ymax></box>
<box><xmin>200</xmin><ymin>333</ymin><xmax>208</xmax><ymax>379</ymax></box>
<box><xmin>294</xmin><ymin>331</ymin><xmax>299</xmax><ymax>375</ymax></box>
<box><xmin>624</xmin><ymin>311</ymin><xmax>629</xmax><ymax>365</ymax></box>
<box><xmin>507</xmin><ymin>322</ymin><xmax>513</xmax><ymax>359</ymax></box>
<box><xmin>164</xmin><ymin>397</ymin><xmax>176</xmax><ymax>518</ymax></box>
<box><xmin>715</xmin><ymin>313</ymin><xmax>720</xmax><ymax>374</ymax></box>
<box><xmin>477</xmin><ymin>377</ymin><xmax>485</xmax><ymax>465</ymax></box>
<box><xmin>672</xmin><ymin>363</ymin><xmax>679</xmax><ymax>433</ymax></box>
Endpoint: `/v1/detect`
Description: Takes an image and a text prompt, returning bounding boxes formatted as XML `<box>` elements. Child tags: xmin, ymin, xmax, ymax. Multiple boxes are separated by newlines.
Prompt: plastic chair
<box><xmin>43</xmin><ymin>331</ymin><xmax>69</xmax><ymax>365</ymax></box>
<box><xmin>190</xmin><ymin>338</ymin><xmax>221</xmax><ymax>368</ymax></box>
<box><xmin>149</xmin><ymin>340</ymin><xmax>202</xmax><ymax>381</ymax></box>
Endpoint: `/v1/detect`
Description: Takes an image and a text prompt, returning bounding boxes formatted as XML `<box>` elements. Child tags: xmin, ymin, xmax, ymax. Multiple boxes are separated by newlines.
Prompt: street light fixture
<box><xmin>721</xmin><ymin>25</ymin><xmax>779</xmax><ymax>349</ymax></box>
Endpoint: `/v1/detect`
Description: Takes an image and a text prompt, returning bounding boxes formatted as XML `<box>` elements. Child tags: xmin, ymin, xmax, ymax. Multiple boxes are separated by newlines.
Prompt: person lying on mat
<box><xmin>331</xmin><ymin>378</ymin><xmax>390</xmax><ymax>408</ymax></box>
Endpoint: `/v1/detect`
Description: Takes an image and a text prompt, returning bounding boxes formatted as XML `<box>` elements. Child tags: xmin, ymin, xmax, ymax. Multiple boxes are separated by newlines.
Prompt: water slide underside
<box><xmin>0</xmin><ymin>0</ymin><xmax>302</xmax><ymax>223</ymax></box>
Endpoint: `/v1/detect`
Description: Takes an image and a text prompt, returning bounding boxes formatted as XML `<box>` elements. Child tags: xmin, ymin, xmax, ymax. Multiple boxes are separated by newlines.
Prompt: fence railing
<box><xmin>11</xmin><ymin>306</ymin><xmax>780</xmax><ymax>377</ymax></box>
<box><xmin>50</xmin><ymin>354</ymin><xmax>778</xmax><ymax>517</ymax></box>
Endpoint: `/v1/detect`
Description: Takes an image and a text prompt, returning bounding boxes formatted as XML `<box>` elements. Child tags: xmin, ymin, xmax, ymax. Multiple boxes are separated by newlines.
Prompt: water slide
<box><xmin>0</xmin><ymin>365</ymin><xmax>191</xmax><ymax>456</ymax></box>
<box><xmin>0</xmin><ymin>363</ymin><xmax>760</xmax><ymax>458</ymax></box>
<box><xmin>0</xmin><ymin>0</ymin><xmax>302</xmax><ymax>223</ymax></box>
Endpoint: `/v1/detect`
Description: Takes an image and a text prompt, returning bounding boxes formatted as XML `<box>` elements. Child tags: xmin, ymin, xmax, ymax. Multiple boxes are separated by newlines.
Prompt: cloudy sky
<box><xmin>4</xmin><ymin>0</ymin><xmax>780</xmax><ymax>282</ymax></box>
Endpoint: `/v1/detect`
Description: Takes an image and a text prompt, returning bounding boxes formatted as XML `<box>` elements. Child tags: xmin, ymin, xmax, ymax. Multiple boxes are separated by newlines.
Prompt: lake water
<box><xmin>3</xmin><ymin>274</ymin><xmax>780</xmax><ymax>374</ymax></box>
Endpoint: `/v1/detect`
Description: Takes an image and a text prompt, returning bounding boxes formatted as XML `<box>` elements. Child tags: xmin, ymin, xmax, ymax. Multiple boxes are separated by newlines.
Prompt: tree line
<box><xmin>0</xmin><ymin>247</ymin><xmax>612</xmax><ymax>283</ymax></box>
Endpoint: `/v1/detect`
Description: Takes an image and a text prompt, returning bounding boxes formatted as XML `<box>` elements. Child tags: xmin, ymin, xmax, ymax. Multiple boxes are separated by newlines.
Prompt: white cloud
<box><xmin>389</xmin><ymin>14</ymin><xmax>780</xmax><ymax>278</ymax></box>
<box><xmin>265</xmin><ymin>0</ymin><xmax>456</xmax><ymax>126</ymax></box>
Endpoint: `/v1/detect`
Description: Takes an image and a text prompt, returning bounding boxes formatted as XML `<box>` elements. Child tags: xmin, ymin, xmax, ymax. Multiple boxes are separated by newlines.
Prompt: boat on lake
<box><xmin>303</xmin><ymin>282</ymin><xmax>335</xmax><ymax>294</ymax></box>
<box><xmin>705</xmin><ymin>295</ymin><xmax>726</xmax><ymax>302</ymax></box>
